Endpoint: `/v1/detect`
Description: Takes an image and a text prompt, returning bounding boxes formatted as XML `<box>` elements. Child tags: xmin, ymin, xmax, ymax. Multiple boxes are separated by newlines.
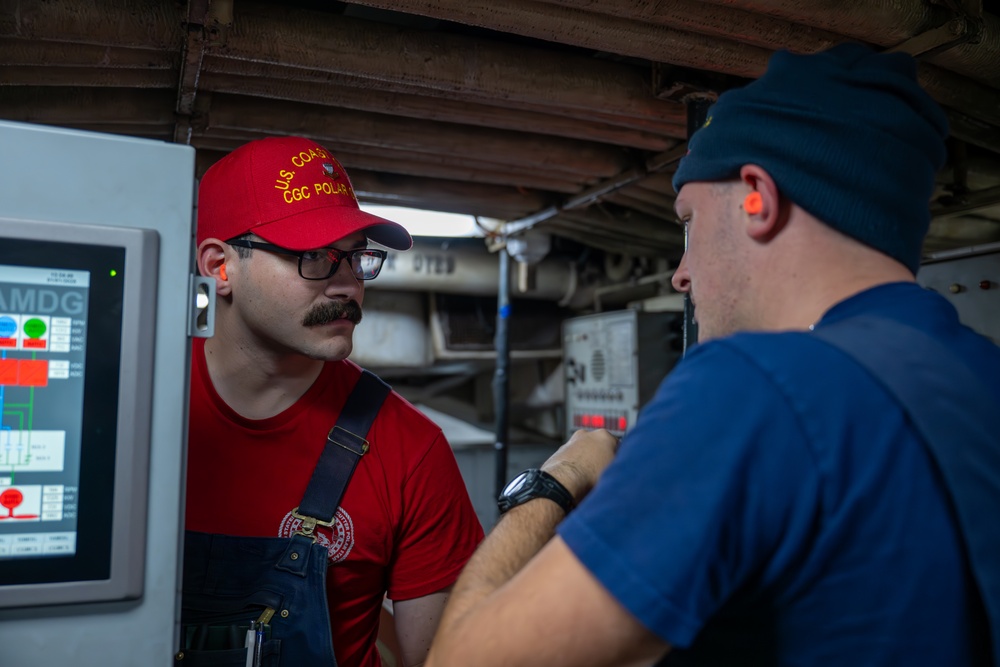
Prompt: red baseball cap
<box><xmin>196</xmin><ymin>136</ymin><xmax>413</xmax><ymax>251</ymax></box>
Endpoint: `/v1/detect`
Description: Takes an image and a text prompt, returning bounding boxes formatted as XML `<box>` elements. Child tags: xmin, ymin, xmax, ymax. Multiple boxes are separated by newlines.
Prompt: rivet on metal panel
<box><xmin>950</xmin><ymin>283</ymin><xmax>964</xmax><ymax>293</ymax></box>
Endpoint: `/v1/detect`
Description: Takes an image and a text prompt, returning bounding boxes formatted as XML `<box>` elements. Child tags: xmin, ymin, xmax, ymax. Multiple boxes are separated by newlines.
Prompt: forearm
<box><xmin>430</xmin><ymin>498</ymin><xmax>565</xmax><ymax>654</ymax></box>
<box><xmin>427</xmin><ymin>429</ymin><xmax>622</xmax><ymax>667</ymax></box>
<box><xmin>434</xmin><ymin>434</ymin><xmax>613</xmax><ymax>635</ymax></box>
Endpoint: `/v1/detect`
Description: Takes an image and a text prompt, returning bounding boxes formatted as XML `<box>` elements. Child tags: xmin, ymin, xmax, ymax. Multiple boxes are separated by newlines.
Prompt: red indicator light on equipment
<box><xmin>582</xmin><ymin>414</ymin><xmax>592</xmax><ymax>427</ymax></box>
<box><xmin>593</xmin><ymin>415</ymin><xmax>605</xmax><ymax>428</ymax></box>
<box><xmin>618</xmin><ymin>417</ymin><xmax>627</xmax><ymax>431</ymax></box>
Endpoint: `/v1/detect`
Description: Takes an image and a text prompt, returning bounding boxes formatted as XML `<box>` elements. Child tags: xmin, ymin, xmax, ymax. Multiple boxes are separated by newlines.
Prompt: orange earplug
<box><xmin>219</xmin><ymin>264</ymin><xmax>228</xmax><ymax>281</ymax></box>
<box><xmin>744</xmin><ymin>192</ymin><xmax>763</xmax><ymax>215</ymax></box>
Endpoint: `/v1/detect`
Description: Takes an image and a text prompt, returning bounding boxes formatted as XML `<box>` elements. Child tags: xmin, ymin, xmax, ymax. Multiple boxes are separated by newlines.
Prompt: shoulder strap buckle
<box><xmin>290</xmin><ymin>505</ymin><xmax>335</xmax><ymax>542</ymax></box>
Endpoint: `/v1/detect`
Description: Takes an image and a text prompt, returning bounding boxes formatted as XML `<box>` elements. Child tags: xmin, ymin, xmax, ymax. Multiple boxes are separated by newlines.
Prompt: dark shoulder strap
<box><xmin>295</xmin><ymin>370</ymin><xmax>392</xmax><ymax>527</ymax></box>
<box><xmin>812</xmin><ymin>316</ymin><xmax>1000</xmax><ymax>665</ymax></box>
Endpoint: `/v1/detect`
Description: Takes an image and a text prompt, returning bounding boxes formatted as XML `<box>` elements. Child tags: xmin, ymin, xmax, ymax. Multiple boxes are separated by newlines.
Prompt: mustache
<box><xmin>302</xmin><ymin>300</ymin><xmax>363</xmax><ymax>326</ymax></box>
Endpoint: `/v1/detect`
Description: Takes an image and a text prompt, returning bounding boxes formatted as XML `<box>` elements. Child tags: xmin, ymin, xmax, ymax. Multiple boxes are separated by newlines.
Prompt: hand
<box><xmin>541</xmin><ymin>429</ymin><xmax>620</xmax><ymax>505</ymax></box>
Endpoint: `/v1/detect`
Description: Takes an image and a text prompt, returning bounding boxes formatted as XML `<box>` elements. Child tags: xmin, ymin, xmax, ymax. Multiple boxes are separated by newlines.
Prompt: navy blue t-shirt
<box><xmin>558</xmin><ymin>282</ymin><xmax>998</xmax><ymax>665</ymax></box>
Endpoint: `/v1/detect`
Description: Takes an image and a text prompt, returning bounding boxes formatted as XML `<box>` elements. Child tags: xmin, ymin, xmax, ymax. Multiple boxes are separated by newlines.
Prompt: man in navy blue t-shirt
<box><xmin>426</xmin><ymin>43</ymin><xmax>1000</xmax><ymax>667</ymax></box>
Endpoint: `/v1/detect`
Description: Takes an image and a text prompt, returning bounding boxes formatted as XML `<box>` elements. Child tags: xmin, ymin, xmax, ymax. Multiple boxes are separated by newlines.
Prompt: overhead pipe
<box><xmin>606</xmin><ymin>187</ymin><xmax>677</xmax><ymax>216</ymax></box>
<box><xmin>541</xmin><ymin>213</ymin><xmax>683</xmax><ymax>258</ymax></box>
<box><xmin>602</xmin><ymin>192</ymin><xmax>675</xmax><ymax>221</ymax></box>
<box><xmin>925</xmin><ymin>240</ymin><xmax>1000</xmax><ymax>263</ymax></box>
<box><xmin>504</xmin><ymin>143</ymin><xmax>689</xmax><ymax>236</ymax></box>
<box><xmin>368</xmin><ymin>238</ymin><xmax>602</xmax><ymax>309</ymax></box>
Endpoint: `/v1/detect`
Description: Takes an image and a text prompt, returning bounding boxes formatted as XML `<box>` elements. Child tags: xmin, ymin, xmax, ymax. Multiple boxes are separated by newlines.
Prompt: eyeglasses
<box><xmin>226</xmin><ymin>240</ymin><xmax>387</xmax><ymax>280</ymax></box>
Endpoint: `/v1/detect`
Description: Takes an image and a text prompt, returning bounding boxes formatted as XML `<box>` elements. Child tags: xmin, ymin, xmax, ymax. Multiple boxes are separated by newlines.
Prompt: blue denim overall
<box><xmin>177</xmin><ymin>371</ymin><xmax>391</xmax><ymax>667</ymax></box>
<box><xmin>813</xmin><ymin>316</ymin><xmax>1000</xmax><ymax>666</ymax></box>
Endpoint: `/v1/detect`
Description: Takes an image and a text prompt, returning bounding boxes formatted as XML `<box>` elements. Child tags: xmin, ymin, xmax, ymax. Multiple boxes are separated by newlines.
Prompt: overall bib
<box><xmin>177</xmin><ymin>371</ymin><xmax>391</xmax><ymax>667</ymax></box>
<box><xmin>813</xmin><ymin>316</ymin><xmax>1000</xmax><ymax>665</ymax></box>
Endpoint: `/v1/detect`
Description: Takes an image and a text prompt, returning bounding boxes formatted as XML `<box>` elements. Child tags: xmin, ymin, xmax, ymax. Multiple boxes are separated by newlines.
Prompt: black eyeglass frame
<box><xmin>225</xmin><ymin>239</ymin><xmax>388</xmax><ymax>281</ymax></box>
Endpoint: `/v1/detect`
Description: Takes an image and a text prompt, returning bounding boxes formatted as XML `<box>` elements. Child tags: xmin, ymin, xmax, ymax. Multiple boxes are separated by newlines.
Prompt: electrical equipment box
<box><xmin>563</xmin><ymin>309</ymin><xmax>682</xmax><ymax>440</ymax></box>
<box><xmin>0</xmin><ymin>120</ymin><xmax>195</xmax><ymax>667</ymax></box>
<box><xmin>919</xmin><ymin>245</ymin><xmax>1000</xmax><ymax>345</ymax></box>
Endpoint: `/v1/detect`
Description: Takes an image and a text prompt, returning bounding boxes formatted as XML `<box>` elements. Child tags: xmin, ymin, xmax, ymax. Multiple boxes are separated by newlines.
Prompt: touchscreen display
<box><xmin>0</xmin><ymin>264</ymin><xmax>90</xmax><ymax>558</ymax></box>
<box><xmin>0</xmin><ymin>240</ymin><xmax>125</xmax><ymax>585</ymax></box>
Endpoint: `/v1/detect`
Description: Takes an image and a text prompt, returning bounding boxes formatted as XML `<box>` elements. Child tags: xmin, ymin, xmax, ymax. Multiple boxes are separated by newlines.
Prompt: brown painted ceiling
<box><xmin>3</xmin><ymin>0</ymin><xmax>1000</xmax><ymax>261</ymax></box>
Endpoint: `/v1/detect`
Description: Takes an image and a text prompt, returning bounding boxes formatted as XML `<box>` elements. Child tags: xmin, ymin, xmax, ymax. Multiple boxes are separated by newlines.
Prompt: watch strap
<box><xmin>498</xmin><ymin>468</ymin><xmax>576</xmax><ymax>515</ymax></box>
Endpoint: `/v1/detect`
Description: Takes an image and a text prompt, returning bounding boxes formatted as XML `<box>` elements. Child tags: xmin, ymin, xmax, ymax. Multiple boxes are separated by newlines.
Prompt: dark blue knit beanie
<box><xmin>672</xmin><ymin>43</ymin><xmax>949</xmax><ymax>274</ymax></box>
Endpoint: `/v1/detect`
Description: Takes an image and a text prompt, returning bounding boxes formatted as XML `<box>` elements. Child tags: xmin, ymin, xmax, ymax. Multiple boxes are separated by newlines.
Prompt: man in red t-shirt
<box><xmin>183</xmin><ymin>135</ymin><xmax>484</xmax><ymax>667</ymax></box>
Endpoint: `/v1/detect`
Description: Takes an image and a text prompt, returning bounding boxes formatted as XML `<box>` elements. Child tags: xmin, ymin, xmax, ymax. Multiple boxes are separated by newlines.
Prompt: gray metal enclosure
<box><xmin>0</xmin><ymin>121</ymin><xmax>195</xmax><ymax>667</ymax></box>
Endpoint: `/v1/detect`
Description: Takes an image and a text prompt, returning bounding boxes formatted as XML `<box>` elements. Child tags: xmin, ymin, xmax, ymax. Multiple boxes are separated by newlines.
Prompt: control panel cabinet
<box><xmin>563</xmin><ymin>309</ymin><xmax>682</xmax><ymax>440</ymax></box>
<box><xmin>0</xmin><ymin>120</ymin><xmax>195</xmax><ymax>667</ymax></box>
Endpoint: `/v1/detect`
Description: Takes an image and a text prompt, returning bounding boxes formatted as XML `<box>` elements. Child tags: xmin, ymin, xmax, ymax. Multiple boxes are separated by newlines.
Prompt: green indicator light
<box><xmin>23</xmin><ymin>318</ymin><xmax>46</xmax><ymax>339</ymax></box>
<box><xmin>110</xmin><ymin>269</ymin><xmax>118</xmax><ymax>277</ymax></box>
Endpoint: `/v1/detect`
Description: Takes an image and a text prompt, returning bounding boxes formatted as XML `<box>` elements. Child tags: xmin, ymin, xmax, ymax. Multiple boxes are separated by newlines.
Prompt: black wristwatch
<box><xmin>497</xmin><ymin>468</ymin><xmax>576</xmax><ymax>515</ymax></box>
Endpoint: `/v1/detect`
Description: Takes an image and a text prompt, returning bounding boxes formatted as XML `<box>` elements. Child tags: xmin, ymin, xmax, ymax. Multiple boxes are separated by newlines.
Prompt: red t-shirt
<box><xmin>185</xmin><ymin>338</ymin><xmax>484</xmax><ymax>667</ymax></box>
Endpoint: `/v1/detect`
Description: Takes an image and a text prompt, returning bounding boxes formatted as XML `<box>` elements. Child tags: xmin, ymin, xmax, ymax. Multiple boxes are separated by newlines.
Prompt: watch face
<box><xmin>502</xmin><ymin>470</ymin><xmax>533</xmax><ymax>497</ymax></box>
<box><xmin>498</xmin><ymin>468</ymin><xmax>574</xmax><ymax>515</ymax></box>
